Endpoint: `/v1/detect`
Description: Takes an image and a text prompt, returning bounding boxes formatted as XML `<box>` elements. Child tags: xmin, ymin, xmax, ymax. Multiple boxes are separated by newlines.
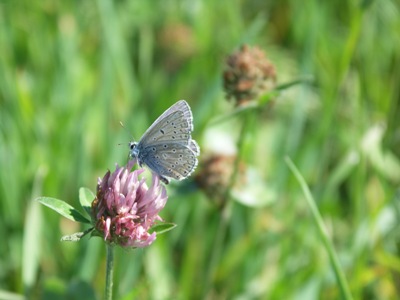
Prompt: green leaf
<box><xmin>149</xmin><ymin>223</ymin><xmax>177</xmax><ymax>235</ymax></box>
<box><xmin>61</xmin><ymin>227</ymin><xmax>94</xmax><ymax>242</ymax></box>
<box><xmin>79</xmin><ymin>187</ymin><xmax>95</xmax><ymax>218</ymax></box>
<box><xmin>36</xmin><ymin>197</ymin><xmax>91</xmax><ymax>224</ymax></box>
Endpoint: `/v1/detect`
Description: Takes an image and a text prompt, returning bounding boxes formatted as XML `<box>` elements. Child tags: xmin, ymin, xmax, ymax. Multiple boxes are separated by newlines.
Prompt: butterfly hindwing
<box><xmin>139</xmin><ymin>142</ymin><xmax>198</xmax><ymax>180</ymax></box>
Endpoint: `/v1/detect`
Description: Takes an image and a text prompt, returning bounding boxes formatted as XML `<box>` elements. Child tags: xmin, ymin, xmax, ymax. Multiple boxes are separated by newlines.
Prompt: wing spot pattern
<box><xmin>135</xmin><ymin>101</ymin><xmax>199</xmax><ymax>181</ymax></box>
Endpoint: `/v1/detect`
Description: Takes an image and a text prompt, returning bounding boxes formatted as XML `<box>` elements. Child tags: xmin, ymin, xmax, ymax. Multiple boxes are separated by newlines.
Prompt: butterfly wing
<box><xmin>139</xmin><ymin>142</ymin><xmax>199</xmax><ymax>181</ymax></box>
<box><xmin>139</xmin><ymin>100</ymin><xmax>194</xmax><ymax>146</ymax></box>
<box><xmin>189</xmin><ymin>139</ymin><xmax>200</xmax><ymax>156</ymax></box>
<box><xmin>132</xmin><ymin>100</ymin><xmax>200</xmax><ymax>183</ymax></box>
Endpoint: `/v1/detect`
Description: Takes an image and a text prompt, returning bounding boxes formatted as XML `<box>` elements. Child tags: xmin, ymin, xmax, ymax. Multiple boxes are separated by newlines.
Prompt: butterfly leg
<box><xmin>159</xmin><ymin>175</ymin><xmax>170</xmax><ymax>185</ymax></box>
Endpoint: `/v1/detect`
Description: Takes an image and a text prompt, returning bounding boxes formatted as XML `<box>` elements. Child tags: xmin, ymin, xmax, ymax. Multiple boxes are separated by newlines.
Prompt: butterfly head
<box><xmin>128</xmin><ymin>142</ymin><xmax>139</xmax><ymax>159</ymax></box>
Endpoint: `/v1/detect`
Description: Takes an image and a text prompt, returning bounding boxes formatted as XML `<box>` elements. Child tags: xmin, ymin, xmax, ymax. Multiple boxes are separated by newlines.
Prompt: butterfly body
<box><xmin>129</xmin><ymin>100</ymin><xmax>200</xmax><ymax>184</ymax></box>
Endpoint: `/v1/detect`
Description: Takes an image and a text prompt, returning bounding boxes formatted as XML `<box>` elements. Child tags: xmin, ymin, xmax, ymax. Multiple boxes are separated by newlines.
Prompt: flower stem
<box><xmin>205</xmin><ymin>111</ymin><xmax>250</xmax><ymax>295</ymax></box>
<box><xmin>105</xmin><ymin>244</ymin><xmax>114</xmax><ymax>300</ymax></box>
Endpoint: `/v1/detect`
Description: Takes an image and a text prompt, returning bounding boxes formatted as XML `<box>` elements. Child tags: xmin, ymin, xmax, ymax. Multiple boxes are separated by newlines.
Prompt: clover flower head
<box><xmin>223</xmin><ymin>45</ymin><xmax>277</xmax><ymax>106</ymax></box>
<box><xmin>91</xmin><ymin>161</ymin><xmax>168</xmax><ymax>248</ymax></box>
<box><xmin>195</xmin><ymin>154</ymin><xmax>246</xmax><ymax>207</ymax></box>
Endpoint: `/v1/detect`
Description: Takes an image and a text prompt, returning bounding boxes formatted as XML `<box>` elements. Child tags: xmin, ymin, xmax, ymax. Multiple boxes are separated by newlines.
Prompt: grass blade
<box><xmin>285</xmin><ymin>156</ymin><xmax>353</xmax><ymax>300</ymax></box>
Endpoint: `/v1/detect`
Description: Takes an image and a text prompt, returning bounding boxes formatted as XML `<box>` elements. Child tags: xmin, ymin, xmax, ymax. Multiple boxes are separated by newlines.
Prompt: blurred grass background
<box><xmin>1</xmin><ymin>0</ymin><xmax>400</xmax><ymax>299</ymax></box>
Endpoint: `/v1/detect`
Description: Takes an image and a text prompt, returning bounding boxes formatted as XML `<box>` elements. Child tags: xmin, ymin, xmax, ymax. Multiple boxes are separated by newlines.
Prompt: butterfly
<box><xmin>129</xmin><ymin>100</ymin><xmax>200</xmax><ymax>184</ymax></box>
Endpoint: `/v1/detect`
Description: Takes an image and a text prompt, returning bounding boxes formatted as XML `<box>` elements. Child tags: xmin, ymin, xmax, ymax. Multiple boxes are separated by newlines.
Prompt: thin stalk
<box><xmin>285</xmin><ymin>157</ymin><xmax>353</xmax><ymax>300</ymax></box>
<box><xmin>105</xmin><ymin>244</ymin><xmax>115</xmax><ymax>300</ymax></box>
<box><xmin>205</xmin><ymin>111</ymin><xmax>251</xmax><ymax>295</ymax></box>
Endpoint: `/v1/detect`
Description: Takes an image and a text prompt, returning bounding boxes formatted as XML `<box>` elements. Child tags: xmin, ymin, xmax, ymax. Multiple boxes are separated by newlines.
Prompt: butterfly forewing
<box><xmin>139</xmin><ymin>111</ymin><xmax>191</xmax><ymax>145</ymax></box>
<box><xmin>139</xmin><ymin>100</ymin><xmax>194</xmax><ymax>145</ymax></box>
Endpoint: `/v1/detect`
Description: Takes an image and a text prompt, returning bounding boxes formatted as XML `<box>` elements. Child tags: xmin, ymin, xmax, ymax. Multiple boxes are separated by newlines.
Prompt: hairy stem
<box><xmin>105</xmin><ymin>244</ymin><xmax>114</xmax><ymax>300</ymax></box>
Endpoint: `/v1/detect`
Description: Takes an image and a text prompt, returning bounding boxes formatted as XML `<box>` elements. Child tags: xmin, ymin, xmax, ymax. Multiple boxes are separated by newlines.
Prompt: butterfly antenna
<box><xmin>119</xmin><ymin>121</ymin><xmax>136</xmax><ymax>142</ymax></box>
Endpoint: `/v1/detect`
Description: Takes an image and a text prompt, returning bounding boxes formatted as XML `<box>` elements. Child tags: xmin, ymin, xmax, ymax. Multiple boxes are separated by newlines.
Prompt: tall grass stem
<box><xmin>285</xmin><ymin>156</ymin><xmax>353</xmax><ymax>300</ymax></box>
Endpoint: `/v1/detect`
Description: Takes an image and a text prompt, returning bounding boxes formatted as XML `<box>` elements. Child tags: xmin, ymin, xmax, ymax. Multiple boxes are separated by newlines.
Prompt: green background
<box><xmin>1</xmin><ymin>0</ymin><xmax>400</xmax><ymax>299</ymax></box>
